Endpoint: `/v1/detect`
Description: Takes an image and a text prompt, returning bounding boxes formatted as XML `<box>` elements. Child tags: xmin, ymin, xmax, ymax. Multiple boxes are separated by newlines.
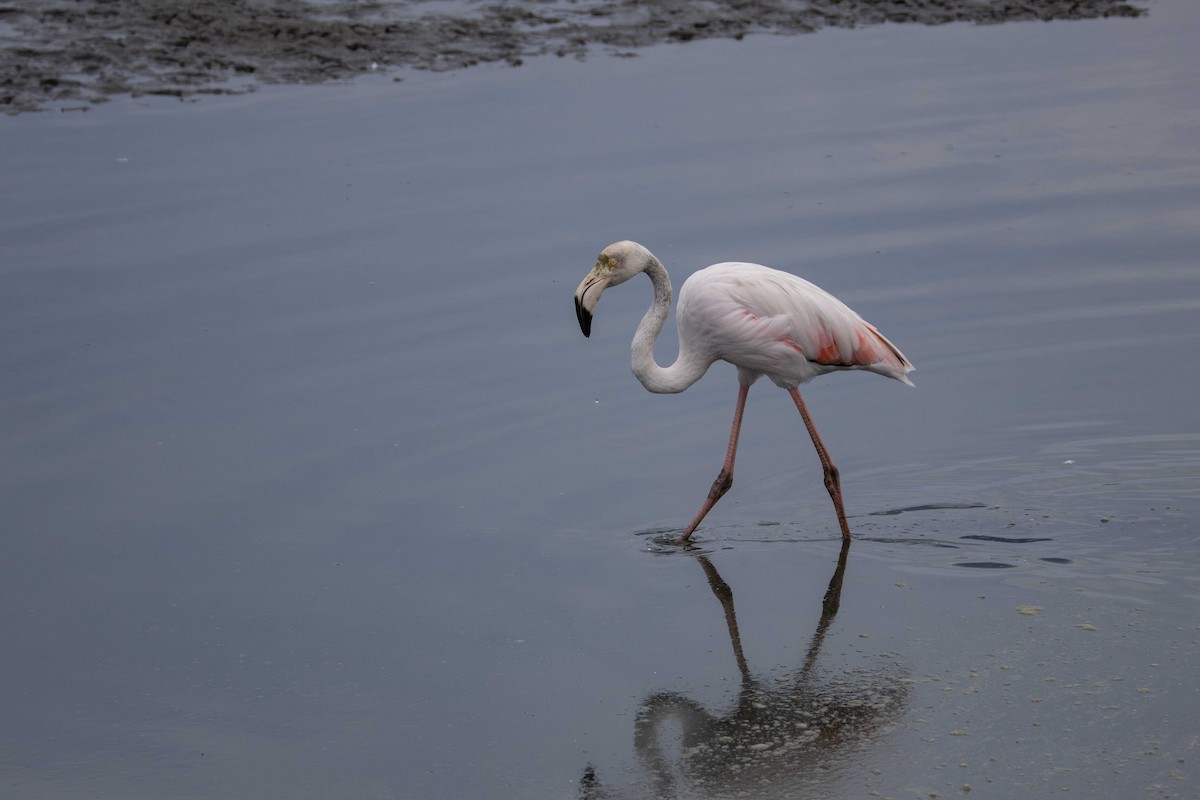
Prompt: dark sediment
<box><xmin>0</xmin><ymin>0</ymin><xmax>1148</xmax><ymax>114</ymax></box>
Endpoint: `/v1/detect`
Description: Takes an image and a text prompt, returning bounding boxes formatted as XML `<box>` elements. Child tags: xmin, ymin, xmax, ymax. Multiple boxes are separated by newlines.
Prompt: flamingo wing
<box><xmin>678</xmin><ymin>263</ymin><xmax>914</xmax><ymax>386</ymax></box>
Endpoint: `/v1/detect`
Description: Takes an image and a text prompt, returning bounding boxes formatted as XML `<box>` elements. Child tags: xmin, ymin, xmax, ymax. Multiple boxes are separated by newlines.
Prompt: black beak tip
<box><xmin>575</xmin><ymin>296</ymin><xmax>592</xmax><ymax>338</ymax></box>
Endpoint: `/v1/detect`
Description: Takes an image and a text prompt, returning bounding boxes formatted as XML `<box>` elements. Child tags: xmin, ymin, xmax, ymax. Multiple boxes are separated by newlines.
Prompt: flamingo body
<box><xmin>574</xmin><ymin>240</ymin><xmax>913</xmax><ymax>543</ymax></box>
<box><xmin>675</xmin><ymin>262</ymin><xmax>914</xmax><ymax>390</ymax></box>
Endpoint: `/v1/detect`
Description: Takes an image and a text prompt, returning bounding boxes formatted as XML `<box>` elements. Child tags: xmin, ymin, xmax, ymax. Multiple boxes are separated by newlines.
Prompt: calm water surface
<box><xmin>1</xmin><ymin>3</ymin><xmax>1198</xmax><ymax>798</ymax></box>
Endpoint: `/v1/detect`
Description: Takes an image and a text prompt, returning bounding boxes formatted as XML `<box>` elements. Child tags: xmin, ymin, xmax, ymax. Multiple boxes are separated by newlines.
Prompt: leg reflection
<box><xmin>633</xmin><ymin>539</ymin><xmax>905</xmax><ymax>798</ymax></box>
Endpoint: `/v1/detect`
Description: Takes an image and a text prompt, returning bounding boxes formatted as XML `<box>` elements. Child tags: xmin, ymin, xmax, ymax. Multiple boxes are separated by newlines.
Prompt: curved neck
<box><xmin>631</xmin><ymin>258</ymin><xmax>712</xmax><ymax>394</ymax></box>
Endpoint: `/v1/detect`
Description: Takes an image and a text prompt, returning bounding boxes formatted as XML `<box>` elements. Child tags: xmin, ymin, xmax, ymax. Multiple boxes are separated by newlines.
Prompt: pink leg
<box><xmin>676</xmin><ymin>384</ymin><xmax>749</xmax><ymax>544</ymax></box>
<box><xmin>787</xmin><ymin>387</ymin><xmax>852</xmax><ymax>541</ymax></box>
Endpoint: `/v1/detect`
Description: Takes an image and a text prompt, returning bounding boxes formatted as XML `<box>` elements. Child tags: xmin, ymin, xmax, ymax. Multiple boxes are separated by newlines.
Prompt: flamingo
<box><xmin>573</xmin><ymin>240</ymin><xmax>914</xmax><ymax>544</ymax></box>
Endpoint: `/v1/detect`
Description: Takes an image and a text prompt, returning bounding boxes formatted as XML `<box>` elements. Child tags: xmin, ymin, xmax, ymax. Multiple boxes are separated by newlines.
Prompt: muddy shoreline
<box><xmin>1</xmin><ymin>0</ymin><xmax>1148</xmax><ymax>114</ymax></box>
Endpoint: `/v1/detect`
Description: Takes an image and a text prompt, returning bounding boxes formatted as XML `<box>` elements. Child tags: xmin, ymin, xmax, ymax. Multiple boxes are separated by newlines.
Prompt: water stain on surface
<box><xmin>960</xmin><ymin>534</ymin><xmax>1054</xmax><ymax>543</ymax></box>
<box><xmin>870</xmin><ymin>502</ymin><xmax>989</xmax><ymax>516</ymax></box>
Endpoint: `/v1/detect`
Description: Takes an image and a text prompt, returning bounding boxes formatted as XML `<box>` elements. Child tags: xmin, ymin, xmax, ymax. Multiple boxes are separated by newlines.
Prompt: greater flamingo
<box><xmin>573</xmin><ymin>240</ymin><xmax>914</xmax><ymax>544</ymax></box>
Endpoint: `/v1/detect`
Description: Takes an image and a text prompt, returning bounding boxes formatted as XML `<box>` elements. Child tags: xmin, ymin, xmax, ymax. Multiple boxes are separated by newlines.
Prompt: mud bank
<box><xmin>1</xmin><ymin>0</ymin><xmax>1147</xmax><ymax>113</ymax></box>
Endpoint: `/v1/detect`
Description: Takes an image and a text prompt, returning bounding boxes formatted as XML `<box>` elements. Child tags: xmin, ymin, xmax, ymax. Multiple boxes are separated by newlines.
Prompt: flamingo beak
<box><xmin>574</xmin><ymin>272</ymin><xmax>608</xmax><ymax>338</ymax></box>
<box><xmin>575</xmin><ymin>294</ymin><xmax>592</xmax><ymax>337</ymax></box>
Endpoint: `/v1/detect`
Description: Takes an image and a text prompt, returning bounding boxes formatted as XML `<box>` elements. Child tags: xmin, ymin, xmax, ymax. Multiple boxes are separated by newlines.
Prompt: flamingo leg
<box><xmin>787</xmin><ymin>387</ymin><xmax>852</xmax><ymax>541</ymax></box>
<box><xmin>676</xmin><ymin>384</ymin><xmax>749</xmax><ymax>544</ymax></box>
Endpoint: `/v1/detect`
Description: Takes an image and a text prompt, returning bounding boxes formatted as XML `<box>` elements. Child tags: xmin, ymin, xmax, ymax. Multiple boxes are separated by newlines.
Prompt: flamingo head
<box><xmin>574</xmin><ymin>241</ymin><xmax>656</xmax><ymax>337</ymax></box>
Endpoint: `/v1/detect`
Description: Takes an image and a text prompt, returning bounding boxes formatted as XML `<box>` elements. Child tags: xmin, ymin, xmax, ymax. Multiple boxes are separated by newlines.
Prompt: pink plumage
<box><xmin>677</xmin><ymin>262</ymin><xmax>914</xmax><ymax>389</ymax></box>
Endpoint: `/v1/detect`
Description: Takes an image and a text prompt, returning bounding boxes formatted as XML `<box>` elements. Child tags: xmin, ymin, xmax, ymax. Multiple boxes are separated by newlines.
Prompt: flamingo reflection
<box><xmin>584</xmin><ymin>541</ymin><xmax>909</xmax><ymax>799</ymax></box>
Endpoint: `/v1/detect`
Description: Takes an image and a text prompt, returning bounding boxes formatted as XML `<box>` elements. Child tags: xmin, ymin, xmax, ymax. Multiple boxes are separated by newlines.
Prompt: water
<box><xmin>2</xmin><ymin>3</ymin><xmax>1199</xmax><ymax>798</ymax></box>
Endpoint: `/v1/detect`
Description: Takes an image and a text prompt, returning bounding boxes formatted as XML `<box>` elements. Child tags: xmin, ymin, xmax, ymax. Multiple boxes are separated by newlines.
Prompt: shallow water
<box><xmin>2</xmin><ymin>2</ymin><xmax>1199</xmax><ymax>798</ymax></box>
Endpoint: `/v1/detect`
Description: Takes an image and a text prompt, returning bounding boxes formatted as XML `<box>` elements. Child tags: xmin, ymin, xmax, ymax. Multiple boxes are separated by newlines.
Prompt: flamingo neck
<box><xmin>631</xmin><ymin>258</ymin><xmax>711</xmax><ymax>394</ymax></box>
